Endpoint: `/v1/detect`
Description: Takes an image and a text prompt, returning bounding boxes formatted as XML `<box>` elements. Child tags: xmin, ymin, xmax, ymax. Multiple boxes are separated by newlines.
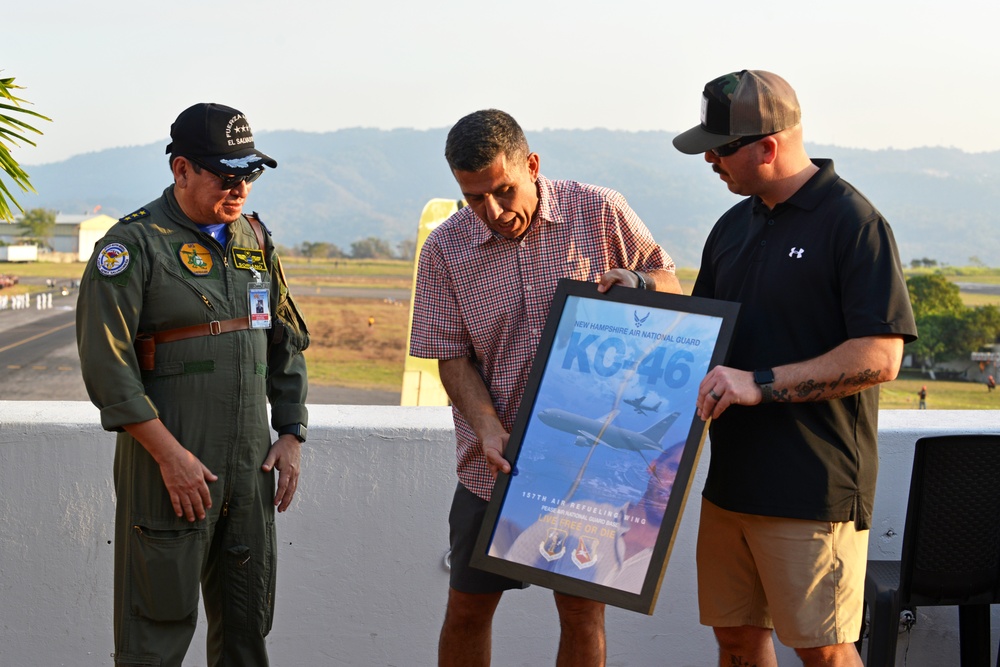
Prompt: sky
<box><xmin>7</xmin><ymin>0</ymin><xmax>1000</xmax><ymax>166</ymax></box>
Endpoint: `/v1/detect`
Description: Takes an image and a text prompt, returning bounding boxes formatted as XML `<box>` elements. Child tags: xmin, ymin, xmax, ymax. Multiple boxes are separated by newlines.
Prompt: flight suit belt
<box><xmin>149</xmin><ymin>317</ymin><xmax>251</xmax><ymax>344</ymax></box>
<box><xmin>134</xmin><ymin>318</ymin><xmax>251</xmax><ymax>371</ymax></box>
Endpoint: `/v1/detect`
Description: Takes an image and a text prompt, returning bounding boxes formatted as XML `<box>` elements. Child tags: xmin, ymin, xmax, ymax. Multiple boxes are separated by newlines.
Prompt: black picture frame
<box><xmin>471</xmin><ymin>279</ymin><xmax>739</xmax><ymax>614</ymax></box>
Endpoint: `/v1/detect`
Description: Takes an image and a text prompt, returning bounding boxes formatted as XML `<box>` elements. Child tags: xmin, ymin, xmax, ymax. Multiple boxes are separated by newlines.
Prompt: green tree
<box><xmin>18</xmin><ymin>207</ymin><xmax>56</xmax><ymax>249</ymax></box>
<box><xmin>907</xmin><ymin>274</ymin><xmax>962</xmax><ymax>319</ymax></box>
<box><xmin>300</xmin><ymin>241</ymin><xmax>342</xmax><ymax>261</ymax></box>
<box><xmin>396</xmin><ymin>238</ymin><xmax>416</xmax><ymax>261</ymax></box>
<box><xmin>350</xmin><ymin>236</ymin><xmax>394</xmax><ymax>259</ymax></box>
<box><xmin>958</xmin><ymin>305</ymin><xmax>1000</xmax><ymax>352</ymax></box>
<box><xmin>906</xmin><ymin>275</ymin><xmax>1000</xmax><ymax>367</ymax></box>
<box><xmin>1</xmin><ymin>75</ymin><xmax>51</xmax><ymax>221</ymax></box>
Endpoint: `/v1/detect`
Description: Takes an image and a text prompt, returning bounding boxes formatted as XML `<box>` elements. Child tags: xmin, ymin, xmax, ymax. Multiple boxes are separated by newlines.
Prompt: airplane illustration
<box><xmin>623</xmin><ymin>395</ymin><xmax>661</xmax><ymax>415</ymax></box>
<box><xmin>537</xmin><ymin>407</ymin><xmax>680</xmax><ymax>453</ymax></box>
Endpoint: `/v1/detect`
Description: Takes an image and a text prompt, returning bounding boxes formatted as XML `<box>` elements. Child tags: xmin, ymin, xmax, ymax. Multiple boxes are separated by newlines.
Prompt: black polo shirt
<box><xmin>693</xmin><ymin>159</ymin><xmax>917</xmax><ymax>529</ymax></box>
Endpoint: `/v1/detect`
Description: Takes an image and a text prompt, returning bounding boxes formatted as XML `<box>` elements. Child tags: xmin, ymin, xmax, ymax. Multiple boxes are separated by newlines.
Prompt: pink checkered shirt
<box><xmin>409</xmin><ymin>175</ymin><xmax>674</xmax><ymax>500</ymax></box>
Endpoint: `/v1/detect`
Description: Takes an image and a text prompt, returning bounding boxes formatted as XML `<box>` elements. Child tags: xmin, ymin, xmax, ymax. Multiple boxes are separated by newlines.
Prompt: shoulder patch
<box><xmin>120</xmin><ymin>208</ymin><xmax>150</xmax><ymax>224</ymax></box>
<box><xmin>96</xmin><ymin>242</ymin><xmax>131</xmax><ymax>278</ymax></box>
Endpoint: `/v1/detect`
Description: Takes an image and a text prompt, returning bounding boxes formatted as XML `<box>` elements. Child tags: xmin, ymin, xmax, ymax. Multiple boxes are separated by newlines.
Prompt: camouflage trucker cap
<box><xmin>672</xmin><ymin>70</ymin><xmax>801</xmax><ymax>155</ymax></box>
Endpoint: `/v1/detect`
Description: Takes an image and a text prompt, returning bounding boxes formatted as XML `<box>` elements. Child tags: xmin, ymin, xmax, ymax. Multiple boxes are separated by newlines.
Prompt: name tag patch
<box><xmin>233</xmin><ymin>247</ymin><xmax>267</xmax><ymax>271</ymax></box>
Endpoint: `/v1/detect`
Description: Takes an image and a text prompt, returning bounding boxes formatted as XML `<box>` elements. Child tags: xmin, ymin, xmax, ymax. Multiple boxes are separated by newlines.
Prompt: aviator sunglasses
<box><xmin>710</xmin><ymin>133</ymin><xmax>774</xmax><ymax>158</ymax></box>
<box><xmin>189</xmin><ymin>158</ymin><xmax>264</xmax><ymax>190</ymax></box>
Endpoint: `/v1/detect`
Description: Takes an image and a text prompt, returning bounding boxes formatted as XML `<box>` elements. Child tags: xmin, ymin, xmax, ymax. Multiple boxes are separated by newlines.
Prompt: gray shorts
<box><xmin>448</xmin><ymin>483</ymin><xmax>528</xmax><ymax>594</ymax></box>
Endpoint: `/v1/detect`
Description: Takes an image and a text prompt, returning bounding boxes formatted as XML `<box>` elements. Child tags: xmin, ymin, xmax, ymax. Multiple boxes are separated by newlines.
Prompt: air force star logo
<box><xmin>219</xmin><ymin>155</ymin><xmax>263</xmax><ymax>170</ymax></box>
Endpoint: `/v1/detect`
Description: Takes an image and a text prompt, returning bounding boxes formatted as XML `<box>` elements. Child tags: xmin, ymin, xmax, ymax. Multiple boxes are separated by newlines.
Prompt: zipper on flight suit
<box><xmin>211</xmin><ymin>230</ymin><xmax>255</xmax><ymax>521</ymax></box>
<box><xmin>162</xmin><ymin>265</ymin><xmax>217</xmax><ymax>311</ymax></box>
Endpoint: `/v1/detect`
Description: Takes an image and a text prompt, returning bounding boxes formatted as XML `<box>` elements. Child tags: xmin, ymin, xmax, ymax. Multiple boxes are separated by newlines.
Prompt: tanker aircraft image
<box><xmin>537</xmin><ymin>408</ymin><xmax>679</xmax><ymax>453</ymax></box>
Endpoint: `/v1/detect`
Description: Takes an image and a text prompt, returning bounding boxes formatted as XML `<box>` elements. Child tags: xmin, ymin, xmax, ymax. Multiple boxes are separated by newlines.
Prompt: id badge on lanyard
<box><xmin>248</xmin><ymin>267</ymin><xmax>271</xmax><ymax>330</ymax></box>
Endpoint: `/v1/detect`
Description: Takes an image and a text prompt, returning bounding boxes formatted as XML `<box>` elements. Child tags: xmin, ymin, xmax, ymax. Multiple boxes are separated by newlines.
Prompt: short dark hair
<box><xmin>445</xmin><ymin>109</ymin><xmax>529</xmax><ymax>172</ymax></box>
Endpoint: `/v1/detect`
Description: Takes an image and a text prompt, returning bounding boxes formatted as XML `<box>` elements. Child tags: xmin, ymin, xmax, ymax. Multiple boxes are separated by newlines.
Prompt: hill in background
<box><xmin>19</xmin><ymin>129</ymin><xmax>1000</xmax><ymax>268</ymax></box>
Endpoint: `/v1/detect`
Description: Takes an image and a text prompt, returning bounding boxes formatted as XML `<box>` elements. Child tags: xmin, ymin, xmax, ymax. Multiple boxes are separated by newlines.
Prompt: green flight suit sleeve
<box><xmin>266</xmin><ymin>250</ymin><xmax>310</xmax><ymax>430</ymax></box>
<box><xmin>76</xmin><ymin>232</ymin><xmax>160</xmax><ymax>431</ymax></box>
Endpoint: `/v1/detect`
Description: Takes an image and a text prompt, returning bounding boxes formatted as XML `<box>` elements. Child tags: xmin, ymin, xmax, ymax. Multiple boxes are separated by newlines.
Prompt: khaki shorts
<box><xmin>696</xmin><ymin>498</ymin><xmax>868</xmax><ymax>649</ymax></box>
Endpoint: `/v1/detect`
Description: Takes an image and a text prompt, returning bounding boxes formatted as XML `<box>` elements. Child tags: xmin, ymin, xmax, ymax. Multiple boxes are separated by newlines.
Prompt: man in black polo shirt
<box><xmin>673</xmin><ymin>70</ymin><xmax>916</xmax><ymax>667</ymax></box>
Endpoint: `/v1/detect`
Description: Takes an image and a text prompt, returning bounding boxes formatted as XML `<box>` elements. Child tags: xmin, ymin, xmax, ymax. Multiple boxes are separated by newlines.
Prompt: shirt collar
<box><xmin>754</xmin><ymin>158</ymin><xmax>838</xmax><ymax>216</ymax></box>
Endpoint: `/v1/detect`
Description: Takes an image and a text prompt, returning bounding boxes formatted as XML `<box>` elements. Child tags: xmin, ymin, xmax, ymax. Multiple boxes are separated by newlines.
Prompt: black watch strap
<box><xmin>278</xmin><ymin>424</ymin><xmax>307</xmax><ymax>443</ymax></box>
<box><xmin>753</xmin><ymin>368</ymin><xmax>775</xmax><ymax>404</ymax></box>
<box><xmin>630</xmin><ymin>270</ymin><xmax>646</xmax><ymax>290</ymax></box>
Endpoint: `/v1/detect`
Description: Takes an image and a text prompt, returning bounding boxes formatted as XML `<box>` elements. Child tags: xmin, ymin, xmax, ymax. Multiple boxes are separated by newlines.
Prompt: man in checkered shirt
<box><xmin>410</xmin><ymin>109</ymin><xmax>681</xmax><ymax>666</ymax></box>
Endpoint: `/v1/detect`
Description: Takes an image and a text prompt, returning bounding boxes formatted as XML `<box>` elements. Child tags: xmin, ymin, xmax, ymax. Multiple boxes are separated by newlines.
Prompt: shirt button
<box><xmin>768</xmin><ymin>219</ymin><xmax>775</xmax><ymax>226</ymax></box>
<box><xmin>531</xmin><ymin>329</ymin><xmax>539</xmax><ymax>336</ymax></box>
<box><xmin>525</xmin><ymin>284</ymin><xmax>533</xmax><ymax>292</ymax></box>
<box><xmin>760</xmin><ymin>240</ymin><xmax>766</xmax><ymax>246</ymax></box>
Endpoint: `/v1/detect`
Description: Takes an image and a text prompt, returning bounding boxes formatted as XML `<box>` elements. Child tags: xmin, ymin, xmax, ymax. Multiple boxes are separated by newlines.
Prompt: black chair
<box><xmin>858</xmin><ymin>434</ymin><xmax>1000</xmax><ymax>666</ymax></box>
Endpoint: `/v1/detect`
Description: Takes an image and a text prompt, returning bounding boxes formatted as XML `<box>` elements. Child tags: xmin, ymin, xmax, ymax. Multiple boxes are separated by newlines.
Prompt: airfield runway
<box><xmin>0</xmin><ymin>284</ymin><xmax>400</xmax><ymax>405</ymax></box>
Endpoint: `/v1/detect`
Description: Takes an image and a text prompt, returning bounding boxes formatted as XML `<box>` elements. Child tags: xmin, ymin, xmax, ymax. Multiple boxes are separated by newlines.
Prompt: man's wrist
<box><xmin>753</xmin><ymin>368</ymin><xmax>776</xmax><ymax>404</ymax></box>
<box><xmin>278</xmin><ymin>423</ymin><xmax>307</xmax><ymax>443</ymax></box>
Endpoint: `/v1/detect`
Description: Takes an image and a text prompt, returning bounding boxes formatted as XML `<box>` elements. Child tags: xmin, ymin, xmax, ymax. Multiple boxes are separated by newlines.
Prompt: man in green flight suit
<box><xmin>76</xmin><ymin>102</ymin><xmax>310</xmax><ymax>667</ymax></box>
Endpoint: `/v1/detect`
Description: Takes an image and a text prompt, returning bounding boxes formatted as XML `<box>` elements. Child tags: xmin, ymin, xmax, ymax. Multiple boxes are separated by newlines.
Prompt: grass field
<box><xmin>296</xmin><ymin>295</ymin><xmax>409</xmax><ymax>391</ymax></box>
<box><xmin>4</xmin><ymin>260</ymin><xmax>999</xmax><ymax>407</ymax></box>
<box><xmin>881</xmin><ymin>372</ymin><xmax>999</xmax><ymax>410</ymax></box>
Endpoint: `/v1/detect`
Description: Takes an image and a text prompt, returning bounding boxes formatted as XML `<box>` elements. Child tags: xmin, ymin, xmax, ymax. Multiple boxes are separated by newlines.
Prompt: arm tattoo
<box><xmin>794</xmin><ymin>379</ymin><xmax>827</xmax><ymax>399</ymax></box>
<box><xmin>790</xmin><ymin>369</ymin><xmax>882</xmax><ymax>402</ymax></box>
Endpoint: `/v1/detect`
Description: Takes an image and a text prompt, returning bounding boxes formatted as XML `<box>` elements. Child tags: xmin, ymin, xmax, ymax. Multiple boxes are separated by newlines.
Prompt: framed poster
<box><xmin>471</xmin><ymin>279</ymin><xmax>739</xmax><ymax>614</ymax></box>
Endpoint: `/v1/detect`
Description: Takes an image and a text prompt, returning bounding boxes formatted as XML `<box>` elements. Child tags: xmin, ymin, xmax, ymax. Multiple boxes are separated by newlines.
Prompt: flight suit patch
<box><xmin>94</xmin><ymin>242</ymin><xmax>134</xmax><ymax>285</ymax></box>
<box><xmin>233</xmin><ymin>247</ymin><xmax>267</xmax><ymax>271</ymax></box>
<box><xmin>178</xmin><ymin>243</ymin><xmax>214</xmax><ymax>276</ymax></box>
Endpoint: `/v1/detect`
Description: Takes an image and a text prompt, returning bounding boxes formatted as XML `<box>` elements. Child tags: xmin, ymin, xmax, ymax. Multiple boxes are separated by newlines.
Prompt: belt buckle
<box><xmin>209</xmin><ymin>320</ymin><xmax>222</xmax><ymax>335</ymax></box>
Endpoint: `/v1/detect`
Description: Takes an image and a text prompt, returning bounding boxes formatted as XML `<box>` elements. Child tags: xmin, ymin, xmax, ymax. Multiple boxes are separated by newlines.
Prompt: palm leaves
<box><xmin>1</xmin><ymin>75</ymin><xmax>51</xmax><ymax>221</ymax></box>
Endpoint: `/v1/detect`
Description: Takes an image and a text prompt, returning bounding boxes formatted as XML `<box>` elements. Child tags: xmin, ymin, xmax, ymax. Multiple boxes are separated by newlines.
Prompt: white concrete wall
<box><xmin>0</xmin><ymin>403</ymin><xmax>998</xmax><ymax>667</ymax></box>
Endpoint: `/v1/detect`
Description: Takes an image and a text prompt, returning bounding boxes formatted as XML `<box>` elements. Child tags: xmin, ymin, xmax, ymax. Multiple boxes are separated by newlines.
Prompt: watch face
<box><xmin>754</xmin><ymin>368</ymin><xmax>775</xmax><ymax>385</ymax></box>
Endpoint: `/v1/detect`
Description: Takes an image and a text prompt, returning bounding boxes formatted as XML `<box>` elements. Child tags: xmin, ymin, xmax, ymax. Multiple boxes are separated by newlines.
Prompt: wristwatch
<box><xmin>631</xmin><ymin>270</ymin><xmax>647</xmax><ymax>290</ymax></box>
<box><xmin>753</xmin><ymin>368</ymin><xmax>775</xmax><ymax>404</ymax></box>
<box><xmin>278</xmin><ymin>423</ymin><xmax>307</xmax><ymax>443</ymax></box>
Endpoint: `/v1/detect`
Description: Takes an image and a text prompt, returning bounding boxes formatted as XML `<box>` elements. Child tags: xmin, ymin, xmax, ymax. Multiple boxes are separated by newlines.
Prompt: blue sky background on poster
<box><xmin>495</xmin><ymin>298</ymin><xmax>723</xmax><ymax>545</ymax></box>
<box><xmin>543</xmin><ymin>296</ymin><xmax>722</xmax><ymax>427</ymax></box>
<box><xmin>490</xmin><ymin>296</ymin><xmax>724</xmax><ymax>586</ymax></box>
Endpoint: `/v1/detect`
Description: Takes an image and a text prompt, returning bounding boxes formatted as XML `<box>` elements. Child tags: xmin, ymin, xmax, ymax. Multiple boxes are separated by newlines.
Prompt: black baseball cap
<box><xmin>166</xmin><ymin>103</ymin><xmax>277</xmax><ymax>175</ymax></box>
<box><xmin>672</xmin><ymin>70</ymin><xmax>801</xmax><ymax>155</ymax></box>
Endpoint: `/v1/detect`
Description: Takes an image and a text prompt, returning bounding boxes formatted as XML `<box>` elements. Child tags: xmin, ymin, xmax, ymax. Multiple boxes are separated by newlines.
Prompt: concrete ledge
<box><xmin>1</xmin><ymin>403</ymin><xmax>998</xmax><ymax>666</ymax></box>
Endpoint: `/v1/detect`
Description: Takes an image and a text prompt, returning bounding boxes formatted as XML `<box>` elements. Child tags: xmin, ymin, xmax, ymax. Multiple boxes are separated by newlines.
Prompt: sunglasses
<box><xmin>189</xmin><ymin>158</ymin><xmax>263</xmax><ymax>190</ymax></box>
<box><xmin>710</xmin><ymin>133</ymin><xmax>773</xmax><ymax>158</ymax></box>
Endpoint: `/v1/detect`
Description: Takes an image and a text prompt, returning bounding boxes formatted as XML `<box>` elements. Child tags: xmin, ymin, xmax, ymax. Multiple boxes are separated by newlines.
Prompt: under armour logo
<box><xmin>789</xmin><ymin>247</ymin><xmax>805</xmax><ymax>259</ymax></box>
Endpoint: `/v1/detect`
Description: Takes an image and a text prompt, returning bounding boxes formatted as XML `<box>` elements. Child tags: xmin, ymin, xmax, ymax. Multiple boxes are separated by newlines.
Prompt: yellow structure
<box><xmin>1</xmin><ymin>212</ymin><xmax>117</xmax><ymax>261</ymax></box>
<box><xmin>77</xmin><ymin>215</ymin><xmax>118</xmax><ymax>261</ymax></box>
<box><xmin>401</xmin><ymin>199</ymin><xmax>464</xmax><ymax>406</ymax></box>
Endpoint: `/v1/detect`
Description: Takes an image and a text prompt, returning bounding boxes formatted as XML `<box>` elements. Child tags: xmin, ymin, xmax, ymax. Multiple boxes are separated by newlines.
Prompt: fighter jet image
<box><xmin>537</xmin><ymin>408</ymin><xmax>680</xmax><ymax>453</ymax></box>
<box><xmin>623</xmin><ymin>395</ymin><xmax>661</xmax><ymax>415</ymax></box>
